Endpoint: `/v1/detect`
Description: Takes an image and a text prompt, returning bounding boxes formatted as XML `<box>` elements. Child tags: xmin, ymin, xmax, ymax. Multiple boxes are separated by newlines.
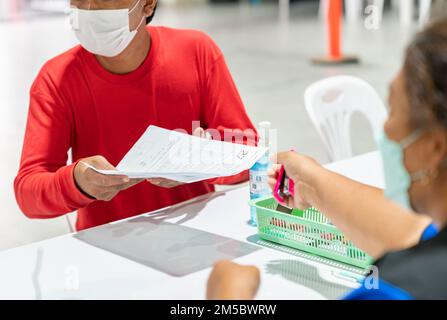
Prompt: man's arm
<box><xmin>14</xmin><ymin>75</ymin><xmax>140</xmax><ymax>218</ymax></box>
<box><xmin>14</xmin><ymin>83</ymin><xmax>95</xmax><ymax>217</ymax></box>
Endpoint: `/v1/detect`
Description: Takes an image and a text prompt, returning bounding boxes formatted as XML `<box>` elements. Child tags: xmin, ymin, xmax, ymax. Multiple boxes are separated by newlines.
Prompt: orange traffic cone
<box><xmin>312</xmin><ymin>0</ymin><xmax>359</xmax><ymax>65</ymax></box>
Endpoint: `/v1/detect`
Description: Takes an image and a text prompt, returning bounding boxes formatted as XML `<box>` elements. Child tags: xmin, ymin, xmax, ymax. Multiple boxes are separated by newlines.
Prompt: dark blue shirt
<box><xmin>343</xmin><ymin>223</ymin><xmax>439</xmax><ymax>300</ymax></box>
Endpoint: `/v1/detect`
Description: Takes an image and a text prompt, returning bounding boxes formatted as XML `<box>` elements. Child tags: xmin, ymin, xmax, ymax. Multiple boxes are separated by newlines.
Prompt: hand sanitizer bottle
<box><xmin>249</xmin><ymin>121</ymin><xmax>271</xmax><ymax>226</ymax></box>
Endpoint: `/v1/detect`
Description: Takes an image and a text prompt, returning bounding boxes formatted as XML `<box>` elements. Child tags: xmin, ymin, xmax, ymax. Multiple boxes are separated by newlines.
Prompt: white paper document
<box><xmin>86</xmin><ymin>125</ymin><xmax>267</xmax><ymax>183</ymax></box>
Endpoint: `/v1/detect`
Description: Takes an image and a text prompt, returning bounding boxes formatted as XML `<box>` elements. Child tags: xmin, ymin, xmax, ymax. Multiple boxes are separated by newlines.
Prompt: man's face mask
<box><xmin>69</xmin><ymin>0</ymin><xmax>146</xmax><ymax>57</ymax></box>
<box><xmin>375</xmin><ymin>128</ymin><xmax>426</xmax><ymax>210</ymax></box>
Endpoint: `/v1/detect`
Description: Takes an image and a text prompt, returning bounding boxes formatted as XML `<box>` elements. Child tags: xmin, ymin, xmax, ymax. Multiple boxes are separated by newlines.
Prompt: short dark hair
<box><xmin>146</xmin><ymin>3</ymin><xmax>157</xmax><ymax>24</ymax></box>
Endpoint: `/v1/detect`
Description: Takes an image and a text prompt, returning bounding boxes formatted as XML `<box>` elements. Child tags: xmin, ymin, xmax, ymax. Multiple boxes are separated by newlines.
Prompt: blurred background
<box><xmin>1</xmin><ymin>0</ymin><xmax>445</xmax><ymax>250</ymax></box>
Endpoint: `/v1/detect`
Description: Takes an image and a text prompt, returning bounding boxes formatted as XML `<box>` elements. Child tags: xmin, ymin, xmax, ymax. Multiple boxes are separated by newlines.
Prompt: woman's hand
<box><xmin>268</xmin><ymin>151</ymin><xmax>322</xmax><ymax>210</ymax></box>
<box><xmin>206</xmin><ymin>260</ymin><xmax>260</xmax><ymax>300</ymax></box>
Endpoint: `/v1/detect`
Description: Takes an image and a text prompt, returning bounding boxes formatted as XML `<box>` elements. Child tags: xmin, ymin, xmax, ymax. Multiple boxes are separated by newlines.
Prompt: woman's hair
<box><xmin>404</xmin><ymin>18</ymin><xmax>447</xmax><ymax>129</ymax></box>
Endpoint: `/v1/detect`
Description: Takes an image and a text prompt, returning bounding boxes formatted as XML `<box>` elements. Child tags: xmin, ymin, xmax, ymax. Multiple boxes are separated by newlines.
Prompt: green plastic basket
<box><xmin>250</xmin><ymin>197</ymin><xmax>373</xmax><ymax>269</ymax></box>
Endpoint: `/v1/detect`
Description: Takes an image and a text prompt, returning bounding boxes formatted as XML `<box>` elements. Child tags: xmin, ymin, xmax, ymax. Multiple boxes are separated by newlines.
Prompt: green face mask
<box><xmin>375</xmin><ymin>128</ymin><xmax>425</xmax><ymax>210</ymax></box>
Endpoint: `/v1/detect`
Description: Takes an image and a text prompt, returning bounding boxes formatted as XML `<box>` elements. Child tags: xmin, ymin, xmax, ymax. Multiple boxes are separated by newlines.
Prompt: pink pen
<box><xmin>273</xmin><ymin>148</ymin><xmax>296</xmax><ymax>206</ymax></box>
<box><xmin>273</xmin><ymin>165</ymin><xmax>295</xmax><ymax>205</ymax></box>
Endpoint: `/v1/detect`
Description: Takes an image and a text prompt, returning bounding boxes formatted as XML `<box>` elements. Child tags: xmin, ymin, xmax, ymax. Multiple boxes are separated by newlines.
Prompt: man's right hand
<box><xmin>74</xmin><ymin>156</ymin><xmax>143</xmax><ymax>201</ymax></box>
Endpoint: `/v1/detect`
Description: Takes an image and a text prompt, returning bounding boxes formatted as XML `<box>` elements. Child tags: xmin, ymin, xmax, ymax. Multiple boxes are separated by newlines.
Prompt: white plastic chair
<box><xmin>304</xmin><ymin>76</ymin><xmax>388</xmax><ymax>162</ymax></box>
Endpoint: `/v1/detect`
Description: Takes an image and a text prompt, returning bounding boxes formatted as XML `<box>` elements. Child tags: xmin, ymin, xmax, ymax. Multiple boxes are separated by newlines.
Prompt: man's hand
<box><xmin>74</xmin><ymin>155</ymin><xmax>143</xmax><ymax>201</ymax></box>
<box><xmin>146</xmin><ymin>127</ymin><xmax>206</xmax><ymax>188</ymax></box>
<box><xmin>206</xmin><ymin>260</ymin><xmax>260</xmax><ymax>300</ymax></box>
<box><xmin>268</xmin><ymin>151</ymin><xmax>322</xmax><ymax>210</ymax></box>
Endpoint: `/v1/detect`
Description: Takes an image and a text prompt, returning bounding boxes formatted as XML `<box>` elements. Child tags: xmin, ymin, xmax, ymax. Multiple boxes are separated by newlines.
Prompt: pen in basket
<box><xmin>276</xmin><ymin>203</ymin><xmax>293</xmax><ymax>214</ymax></box>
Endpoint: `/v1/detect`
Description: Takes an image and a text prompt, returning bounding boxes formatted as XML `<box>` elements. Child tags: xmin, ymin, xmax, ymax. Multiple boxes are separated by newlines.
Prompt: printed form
<box><xmin>84</xmin><ymin>125</ymin><xmax>267</xmax><ymax>183</ymax></box>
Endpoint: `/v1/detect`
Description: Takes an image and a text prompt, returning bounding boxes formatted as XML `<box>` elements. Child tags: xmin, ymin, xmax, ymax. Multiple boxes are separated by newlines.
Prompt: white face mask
<box><xmin>69</xmin><ymin>0</ymin><xmax>145</xmax><ymax>57</ymax></box>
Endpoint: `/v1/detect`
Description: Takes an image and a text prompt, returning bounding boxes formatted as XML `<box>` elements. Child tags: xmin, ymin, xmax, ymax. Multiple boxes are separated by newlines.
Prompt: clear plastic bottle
<box><xmin>249</xmin><ymin>121</ymin><xmax>271</xmax><ymax>226</ymax></box>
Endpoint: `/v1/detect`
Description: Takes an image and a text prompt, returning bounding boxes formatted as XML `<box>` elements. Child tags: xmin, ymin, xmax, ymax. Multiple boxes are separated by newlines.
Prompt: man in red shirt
<box><xmin>14</xmin><ymin>0</ymin><xmax>256</xmax><ymax>231</ymax></box>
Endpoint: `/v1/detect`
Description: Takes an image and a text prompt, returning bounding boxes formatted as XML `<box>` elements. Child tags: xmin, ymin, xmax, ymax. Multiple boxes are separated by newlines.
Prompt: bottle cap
<box><xmin>258</xmin><ymin>121</ymin><xmax>271</xmax><ymax>147</ymax></box>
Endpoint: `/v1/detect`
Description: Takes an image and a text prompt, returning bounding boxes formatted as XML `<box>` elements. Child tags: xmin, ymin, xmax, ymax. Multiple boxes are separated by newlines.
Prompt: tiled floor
<box><xmin>0</xmin><ymin>1</ymin><xmax>420</xmax><ymax>250</ymax></box>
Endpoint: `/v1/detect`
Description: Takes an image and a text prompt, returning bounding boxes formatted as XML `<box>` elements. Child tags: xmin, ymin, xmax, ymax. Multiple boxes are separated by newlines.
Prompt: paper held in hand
<box><xmin>84</xmin><ymin>125</ymin><xmax>267</xmax><ymax>183</ymax></box>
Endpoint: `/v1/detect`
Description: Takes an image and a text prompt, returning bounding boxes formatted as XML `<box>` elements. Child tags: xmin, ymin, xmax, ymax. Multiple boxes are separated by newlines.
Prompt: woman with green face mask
<box><xmin>206</xmin><ymin>18</ymin><xmax>447</xmax><ymax>300</ymax></box>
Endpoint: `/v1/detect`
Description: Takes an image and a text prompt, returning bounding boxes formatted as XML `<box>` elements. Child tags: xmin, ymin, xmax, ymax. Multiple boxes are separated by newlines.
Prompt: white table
<box><xmin>0</xmin><ymin>151</ymin><xmax>383</xmax><ymax>300</ymax></box>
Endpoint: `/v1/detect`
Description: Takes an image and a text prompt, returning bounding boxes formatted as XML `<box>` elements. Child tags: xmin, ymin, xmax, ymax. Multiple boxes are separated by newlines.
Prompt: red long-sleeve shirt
<box><xmin>14</xmin><ymin>26</ymin><xmax>256</xmax><ymax>231</ymax></box>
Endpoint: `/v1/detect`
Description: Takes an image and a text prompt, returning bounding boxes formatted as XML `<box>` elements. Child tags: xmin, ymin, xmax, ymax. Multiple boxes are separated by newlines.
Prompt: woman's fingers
<box><xmin>275</xmin><ymin>151</ymin><xmax>296</xmax><ymax>164</ymax></box>
<box><xmin>270</xmin><ymin>151</ymin><xmax>322</xmax><ymax>209</ymax></box>
<box><xmin>292</xmin><ymin>181</ymin><xmax>313</xmax><ymax>210</ymax></box>
<box><xmin>267</xmin><ymin>164</ymin><xmax>281</xmax><ymax>192</ymax></box>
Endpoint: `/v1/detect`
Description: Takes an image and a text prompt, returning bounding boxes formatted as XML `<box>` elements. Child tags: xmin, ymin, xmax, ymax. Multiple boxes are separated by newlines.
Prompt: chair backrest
<box><xmin>419</xmin><ymin>0</ymin><xmax>432</xmax><ymax>28</ymax></box>
<box><xmin>304</xmin><ymin>75</ymin><xmax>388</xmax><ymax>161</ymax></box>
